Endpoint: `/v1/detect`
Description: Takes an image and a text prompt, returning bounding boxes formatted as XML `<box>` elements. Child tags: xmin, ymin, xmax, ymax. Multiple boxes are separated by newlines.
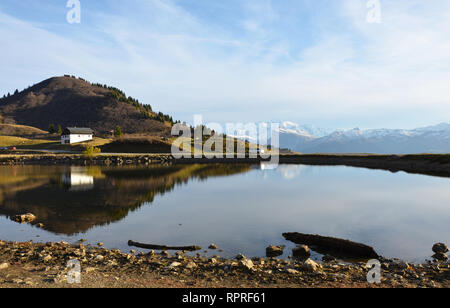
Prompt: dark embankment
<box><xmin>0</xmin><ymin>153</ymin><xmax>449</xmax><ymax>177</ymax></box>
<box><xmin>100</xmin><ymin>137</ymin><xmax>172</xmax><ymax>154</ymax></box>
<box><xmin>278</xmin><ymin>154</ymin><xmax>450</xmax><ymax>177</ymax></box>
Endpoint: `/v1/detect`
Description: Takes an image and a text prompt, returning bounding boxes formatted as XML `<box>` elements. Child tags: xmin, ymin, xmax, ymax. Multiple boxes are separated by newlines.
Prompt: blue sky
<box><xmin>1</xmin><ymin>0</ymin><xmax>450</xmax><ymax>129</ymax></box>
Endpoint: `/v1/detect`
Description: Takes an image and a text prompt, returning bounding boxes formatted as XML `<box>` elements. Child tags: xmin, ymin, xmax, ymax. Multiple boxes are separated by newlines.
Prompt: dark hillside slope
<box><xmin>0</xmin><ymin>76</ymin><xmax>173</xmax><ymax>137</ymax></box>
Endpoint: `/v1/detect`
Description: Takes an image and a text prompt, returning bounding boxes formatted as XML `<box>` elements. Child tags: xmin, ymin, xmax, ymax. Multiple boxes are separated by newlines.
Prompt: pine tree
<box><xmin>48</xmin><ymin>124</ymin><xmax>56</xmax><ymax>134</ymax></box>
<box><xmin>114</xmin><ymin>125</ymin><xmax>123</xmax><ymax>138</ymax></box>
<box><xmin>56</xmin><ymin>124</ymin><xmax>62</xmax><ymax>135</ymax></box>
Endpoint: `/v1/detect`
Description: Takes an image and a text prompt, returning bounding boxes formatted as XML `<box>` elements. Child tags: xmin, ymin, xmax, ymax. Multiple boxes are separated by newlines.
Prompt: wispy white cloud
<box><xmin>1</xmin><ymin>0</ymin><xmax>450</xmax><ymax>129</ymax></box>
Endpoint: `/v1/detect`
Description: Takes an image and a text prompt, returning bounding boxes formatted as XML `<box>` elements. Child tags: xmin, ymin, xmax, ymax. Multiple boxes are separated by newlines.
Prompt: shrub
<box><xmin>82</xmin><ymin>146</ymin><xmax>101</xmax><ymax>158</ymax></box>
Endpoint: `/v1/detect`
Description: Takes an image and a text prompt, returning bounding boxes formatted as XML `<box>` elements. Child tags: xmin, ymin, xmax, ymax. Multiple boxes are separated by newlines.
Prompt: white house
<box><xmin>61</xmin><ymin>127</ymin><xmax>94</xmax><ymax>144</ymax></box>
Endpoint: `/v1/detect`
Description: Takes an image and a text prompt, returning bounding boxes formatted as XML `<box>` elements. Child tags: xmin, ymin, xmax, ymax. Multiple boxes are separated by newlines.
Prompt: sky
<box><xmin>0</xmin><ymin>0</ymin><xmax>450</xmax><ymax>130</ymax></box>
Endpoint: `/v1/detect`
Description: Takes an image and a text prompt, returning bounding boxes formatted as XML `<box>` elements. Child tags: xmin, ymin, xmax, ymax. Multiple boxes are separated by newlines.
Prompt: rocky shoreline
<box><xmin>0</xmin><ymin>240</ymin><xmax>448</xmax><ymax>288</ymax></box>
<box><xmin>0</xmin><ymin>154</ymin><xmax>449</xmax><ymax>177</ymax></box>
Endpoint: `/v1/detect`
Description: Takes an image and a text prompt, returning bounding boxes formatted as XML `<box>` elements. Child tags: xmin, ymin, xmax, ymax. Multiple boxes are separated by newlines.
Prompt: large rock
<box><xmin>266</xmin><ymin>245</ymin><xmax>285</xmax><ymax>258</ymax></box>
<box><xmin>432</xmin><ymin>243</ymin><xmax>449</xmax><ymax>254</ymax></box>
<box><xmin>13</xmin><ymin>213</ymin><xmax>36</xmax><ymax>223</ymax></box>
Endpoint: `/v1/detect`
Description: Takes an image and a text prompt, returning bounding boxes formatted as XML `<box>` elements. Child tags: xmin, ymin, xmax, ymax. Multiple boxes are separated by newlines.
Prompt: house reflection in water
<box><xmin>62</xmin><ymin>167</ymin><xmax>94</xmax><ymax>191</ymax></box>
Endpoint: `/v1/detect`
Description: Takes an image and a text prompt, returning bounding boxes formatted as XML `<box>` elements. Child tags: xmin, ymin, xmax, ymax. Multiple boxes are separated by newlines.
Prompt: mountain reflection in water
<box><xmin>0</xmin><ymin>164</ymin><xmax>251</xmax><ymax>235</ymax></box>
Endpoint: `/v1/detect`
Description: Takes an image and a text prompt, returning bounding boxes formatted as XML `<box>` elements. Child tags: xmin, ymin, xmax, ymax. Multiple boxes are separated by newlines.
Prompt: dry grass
<box><xmin>0</xmin><ymin>136</ymin><xmax>54</xmax><ymax>147</ymax></box>
<box><xmin>0</xmin><ymin>124</ymin><xmax>47</xmax><ymax>137</ymax></box>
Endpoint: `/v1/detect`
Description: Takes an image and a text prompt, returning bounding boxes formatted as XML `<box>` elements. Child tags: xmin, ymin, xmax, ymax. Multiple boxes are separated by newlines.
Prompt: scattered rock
<box><xmin>208</xmin><ymin>244</ymin><xmax>218</xmax><ymax>250</ymax></box>
<box><xmin>293</xmin><ymin>245</ymin><xmax>311</xmax><ymax>259</ymax></box>
<box><xmin>392</xmin><ymin>260</ymin><xmax>410</xmax><ymax>270</ymax></box>
<box><xmin>161</xmin><ymin>251</ymin><xmax>171</xmax><ymax>257</ymax></box>
<box><xmin>0</xmin><ymin>263</ymin><xmax>9</xmax><ymax>270</ymax></box>
<box><xmin>303</xmin><ymin>259</ymin><xmax>321</xmax><ymax>272</ymax></box>
<box><xmin>286</xmin><ymin>268</ymin><xmax>299</xmax><ymax>275</ymax></box>
<box><xmin>235</xmin><ymin>254</ymin><xmax>246</xmax><ymax>261</ymax></box>
<box><xmin>432</xmin><ymin>253</ymin><xmax>448</xmax><ymax>262</ymax></box>
<box><xmin>97</xmin><ymin>242</ymin><xmax>104</xmax><ymax>247</ymax></box>
<box><xmin>432</xmin><ymin>243</ymin><xmax>449</xmax><ymax>254</ymax></box>
<box><xmin>42</xmin><ymin>255</ymin><xmax>52</xmax><ymax>262</ymax></box>
<box><xmin>36</xmin><ymin>223</ymin><xmax>44</xmax><ymax>228</ymax></box>
<box><xmin>95</xmin><ymin>255</ymin><xmax>104</xmax><ymax>262</ymax></box>
<box><xmin>185</xmin><ymin>262</ymin><xmax>197</xmax><ymax>269</ymax></box>
<box><xmin>239</xmin><ymin>259</ymin><xmax>254</xmax><ymax>271</ymax></box>
<box><xmin>266</xmin><ymin>245</ymin><xmax>285</xmax><ymax>258</ymax></box>
<box><xmin>13</xmin><ymin>213</ymin><xmax>36</xmax><ymax>223</ymax></box>
<box><xmin>168</xmin><ymin>262</ymin><xmax>182</xmax><ymax>269</ymax></box>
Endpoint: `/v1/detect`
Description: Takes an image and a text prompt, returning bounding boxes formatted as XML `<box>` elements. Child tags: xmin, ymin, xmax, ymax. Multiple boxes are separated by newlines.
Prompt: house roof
<box><xmin>63</xmin><ymin>127</ymin><xmax>94</xmax><ymax>135</ymax></box>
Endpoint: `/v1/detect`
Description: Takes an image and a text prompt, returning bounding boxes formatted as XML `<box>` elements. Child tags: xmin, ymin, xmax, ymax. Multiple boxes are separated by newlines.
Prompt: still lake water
<box><xmin>0</xmin><ymin>164</ymin><xmax>449</xmax><ymax>262</ymax></box>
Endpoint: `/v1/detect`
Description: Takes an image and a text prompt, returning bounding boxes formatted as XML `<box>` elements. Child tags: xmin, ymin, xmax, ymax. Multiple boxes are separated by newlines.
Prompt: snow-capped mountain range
<box><xmin>277</xmin><ymin>122</ymin><xmax>450</xmax><ymax>154</ymax></box>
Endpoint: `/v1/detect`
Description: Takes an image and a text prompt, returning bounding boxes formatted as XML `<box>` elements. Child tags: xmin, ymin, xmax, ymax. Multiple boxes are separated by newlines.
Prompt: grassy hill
<box><xmin>0</xmin><ymin>124</ymin><xmax>48</xmax><ymax>137</ymax></box>
<box><xmin>0</xmin><ymin>76</ymin><xmax>174</xmax><ymax>137</ymax></box>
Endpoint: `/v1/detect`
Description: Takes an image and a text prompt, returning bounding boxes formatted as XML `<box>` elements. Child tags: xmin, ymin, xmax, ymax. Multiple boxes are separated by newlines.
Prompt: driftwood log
<box><xmin>283</xmin><ymin>233</ymin><xmax>379</xmax><ymax>259</ymax></box>
<box><xmin>128</xmin><ymin>240</ymin><xmax>201</xmax><ymax>251</ymax></box>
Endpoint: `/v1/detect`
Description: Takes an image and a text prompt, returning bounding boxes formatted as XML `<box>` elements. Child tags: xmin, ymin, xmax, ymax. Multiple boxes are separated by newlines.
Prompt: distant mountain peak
<box><xmin>277</xmin><ymin>121</ymin><xmax>450</xmax><ymax>154</ymax></box>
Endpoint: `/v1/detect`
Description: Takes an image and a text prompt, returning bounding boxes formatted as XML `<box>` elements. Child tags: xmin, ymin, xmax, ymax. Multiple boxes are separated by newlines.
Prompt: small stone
<box><xmin>235</xmin><ymin>254</ymin><xmax>246</xmax><ymax>260</ymax></box>
<box><xmin>303</xmin><ymin>259</ymin><xmax>321</xmax><ymax>272</ymax></box>
<box><xmin>239</xmin><ymin>259</ymin><xmax>254</xmax><ymax>270</ymax></box>
<box><xmin>432</xmin><ymin>243</ymin><xmax>449</xmax><ymax>254</ymax></box>
<box><xmin>97</xmin><ymin>242</ymin><xmax>104</xmax><ymax>247</ymax></box>
<box><xmin>42</xmin><ymin>255</ymin><xmax>52</xmax><ymax>262</ymax></box>
<box><xmin>286</xmin><ymin>268</ymin><xmax>299</xmax><ymax>275</ymax></box>
<box><xmin>95</xmin><ymin>255</ymin><xmax>104</xmax><ymax>262</ymax></box>
<box><xmin>168</xmin><ymin>262</ymin><xmax>182</xmax><ymax>268</ymax></box>
<box><xmin>161</xmin><ymin>251</ymin><xmax>171</xmax><ymax>257</ymax></box>
<box><xmin>208</xmin><ymin>244</ymin><xmax>218</xmax><ymax>250</ymax></box>
<box><xmin>0</xmin><ymin>263</ymin><xmax>9</xmax><ymax>270</ymax></box>
<box><xmin>266</xmin><ymin>245</ymin><xmax>285</xmax><ymax>258</ymax></box>
<box><xmin>37</xmin><ymin>223</ymin><xmax>44</xmax><ymax>228</ymax></box>
<box><xmin>186</xmin><ymin>262</ymin><xmax>197</xmax><ymax>269</ymax></box>
<box><xmin>12</xmin><ymin>279</ymin><xmax>24</xmax><ymax>284</ymax></box>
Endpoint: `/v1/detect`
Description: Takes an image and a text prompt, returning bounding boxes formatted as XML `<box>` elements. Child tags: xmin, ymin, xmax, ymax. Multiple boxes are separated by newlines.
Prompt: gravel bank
<box><xmin>0</xmin><ymin>240</ymin><xmax>448</xmax><ymax>288</ymax></box>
